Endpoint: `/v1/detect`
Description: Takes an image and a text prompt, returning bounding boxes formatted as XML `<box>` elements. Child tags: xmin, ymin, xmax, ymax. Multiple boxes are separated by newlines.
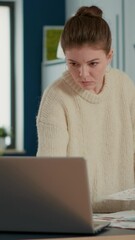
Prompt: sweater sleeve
<box><xmin>127</xmin><ymin>79</ymin><xmax>135</xmax><ymax>155</ymax></box>
<box><xmin>125</xmin><ymin>74</ymin><xmax>135</xmax><ymax>172</ymax></box>
<box><xmin>131</xmin><ymin>100</ymin><xmax>135</xmax><ymax>171</ymax></box>
<box><xmin>36</xmin><ymin>88</ymin><xmax>69</xmax><ymax>156</ymax></box>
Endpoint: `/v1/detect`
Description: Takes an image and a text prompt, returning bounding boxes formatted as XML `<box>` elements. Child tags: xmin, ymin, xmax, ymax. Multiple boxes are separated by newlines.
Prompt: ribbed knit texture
<box><xmin>36</xmin><ymin>68</ymin><xmax>135</xmax><ymax>213</ymax></box>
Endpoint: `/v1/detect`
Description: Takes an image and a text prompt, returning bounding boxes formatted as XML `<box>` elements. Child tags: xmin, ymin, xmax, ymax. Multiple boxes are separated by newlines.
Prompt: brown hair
<box><xmin>61</xmin><ymin>6</ymin><xmax>112</xmax><ymax>54</ymax></box>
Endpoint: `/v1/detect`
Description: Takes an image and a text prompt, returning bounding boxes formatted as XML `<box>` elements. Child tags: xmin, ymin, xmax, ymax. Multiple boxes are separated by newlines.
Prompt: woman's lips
<box><xmin>81</xmin><ymin>81</ymin><xmax>95</xmax><ymax>86</ymax></box>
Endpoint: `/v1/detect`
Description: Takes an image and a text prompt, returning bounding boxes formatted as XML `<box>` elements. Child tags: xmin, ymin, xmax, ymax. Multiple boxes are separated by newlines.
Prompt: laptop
<box><xmin>0</xmin><ymin>156</ymin><xmax>110</xmax><ymax>234</ymax></box>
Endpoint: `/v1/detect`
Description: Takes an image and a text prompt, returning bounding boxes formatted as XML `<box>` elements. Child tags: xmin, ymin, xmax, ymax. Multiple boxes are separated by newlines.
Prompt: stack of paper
<box><xmin>105</xmin><ymin>188</ymin><xmax>135</xmax><ymax>201</ymax></box>
<box><xmin>93</xmin><ymin>210</ymin><xmax>135</xmax><ymax>229</ymax></box>
<box><xmin>93</xmin><ymin>189</ymin><xmax>135</xmax><ymax>229</ymax></box>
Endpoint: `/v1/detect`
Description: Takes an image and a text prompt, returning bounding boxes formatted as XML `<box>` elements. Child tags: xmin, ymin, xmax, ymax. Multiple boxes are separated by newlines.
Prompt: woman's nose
<box><xmin>79</xmin><ymin>65</ymin><xmax>89</xmax><ymax>78</ymax></box>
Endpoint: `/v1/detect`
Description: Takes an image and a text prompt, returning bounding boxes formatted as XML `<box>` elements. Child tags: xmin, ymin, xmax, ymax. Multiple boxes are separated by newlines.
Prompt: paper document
<box><xmin>105</xmin><ymin>188</ymin><xmax>135</xmax><ymax>201</ymax></box>
<box><xmin>93</xmin><ymin>210</ymin><xmax>135</xmax><ymax>229</ymax></box>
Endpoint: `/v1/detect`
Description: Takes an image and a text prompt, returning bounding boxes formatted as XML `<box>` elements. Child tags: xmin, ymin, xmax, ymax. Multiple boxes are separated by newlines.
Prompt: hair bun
<box><xmin>75</xmin><ymin>5</ymin><xmax>103</xmax><ymax>18</ymax></box>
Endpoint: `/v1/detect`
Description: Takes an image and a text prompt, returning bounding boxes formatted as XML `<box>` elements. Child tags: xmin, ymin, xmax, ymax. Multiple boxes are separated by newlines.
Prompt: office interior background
<box><xmin>1</xmin><ymin>0</ymin><xmax>135</xmax><ymax>156</ymax></box>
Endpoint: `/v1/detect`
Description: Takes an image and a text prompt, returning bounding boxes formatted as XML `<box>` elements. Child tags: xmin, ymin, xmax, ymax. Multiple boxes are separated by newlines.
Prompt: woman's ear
<box><xmin>107</xmin><ymin>49</ymin><xmax>113</xmax><ymax>64</ymax></box>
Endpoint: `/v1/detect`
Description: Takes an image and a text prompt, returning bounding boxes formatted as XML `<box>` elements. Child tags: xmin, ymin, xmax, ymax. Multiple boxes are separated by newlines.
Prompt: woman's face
<box><xmin>65</xmin><ymin>45</ymin><xmax>113</xmax><ymax>94</ymax></box>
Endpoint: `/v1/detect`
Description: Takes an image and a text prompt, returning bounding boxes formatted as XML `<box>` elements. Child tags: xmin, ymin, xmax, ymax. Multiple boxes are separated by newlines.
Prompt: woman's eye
<box><xmin>89</xmin><ymin>62</ymin><xmax>98</xmax><ymax>67</ymax></box>
<box><xmin>70</xmin><ymin>62</ymin><xmax>79</xmax><ymax>67</ymax></box>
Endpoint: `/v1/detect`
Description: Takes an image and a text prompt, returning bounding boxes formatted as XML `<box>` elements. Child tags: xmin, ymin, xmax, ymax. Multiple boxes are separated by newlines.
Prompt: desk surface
<box><xmin>44</xmin><ymin>236</ymin><xmax>135</xmax><ymax>240</ymax></box>
<box><xmin>0</xmin><ymin>228</ymin><xmax>135</xmax><ymax>240</ymax></box>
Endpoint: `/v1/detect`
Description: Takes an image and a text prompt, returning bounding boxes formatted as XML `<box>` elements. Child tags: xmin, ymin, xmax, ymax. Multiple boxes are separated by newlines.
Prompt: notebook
<box><xmin>0</xmin><ymin>156</ymin><xmax>110</xmax><ymax>234</ymax></box>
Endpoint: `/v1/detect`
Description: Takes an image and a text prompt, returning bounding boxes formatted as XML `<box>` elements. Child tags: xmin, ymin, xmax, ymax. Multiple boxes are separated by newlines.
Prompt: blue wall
<box><xmin>23</xmin><ymin>0</ymin><xmax>65</xmax><ymax>155</ymax></box>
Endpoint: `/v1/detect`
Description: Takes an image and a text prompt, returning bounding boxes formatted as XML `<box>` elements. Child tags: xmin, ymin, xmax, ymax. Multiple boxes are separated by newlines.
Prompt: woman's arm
<box><xmin>36</xmin><ymin>89</ymin><xmax>69</xmax><ymax>156</ymax></box>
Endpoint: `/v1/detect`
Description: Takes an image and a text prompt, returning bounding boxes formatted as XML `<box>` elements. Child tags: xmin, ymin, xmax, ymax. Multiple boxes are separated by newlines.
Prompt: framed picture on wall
<box><xmin>43</xmin><ymin>25</ymin><xmax>64</xmax><ymax>63</ymax></box>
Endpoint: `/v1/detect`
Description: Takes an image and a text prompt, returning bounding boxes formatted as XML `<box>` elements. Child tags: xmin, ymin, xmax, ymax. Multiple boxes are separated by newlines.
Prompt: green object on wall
<box><xmin>43</xmin><ymin>26</ymin><xmax>63</xmax><ymax>62</ymax></box>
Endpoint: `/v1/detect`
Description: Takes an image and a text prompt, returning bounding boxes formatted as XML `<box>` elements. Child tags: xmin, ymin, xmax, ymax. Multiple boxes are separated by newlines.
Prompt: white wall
<box><xmin>124</xmin><ymin>0</ymin><xmax>135</xmax><ymax>81</ymax></box>
<box><xmin>41</xmin><ymin>62</ymin><xmax>66</xmax><ymax>92</ymax></box>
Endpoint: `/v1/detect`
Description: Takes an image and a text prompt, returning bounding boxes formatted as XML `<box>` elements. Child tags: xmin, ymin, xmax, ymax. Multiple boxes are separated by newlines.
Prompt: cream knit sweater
<box><xmin>36</xmin><ymin>68</ymin><xmax>135</xmax><ymax>213</ymax></box>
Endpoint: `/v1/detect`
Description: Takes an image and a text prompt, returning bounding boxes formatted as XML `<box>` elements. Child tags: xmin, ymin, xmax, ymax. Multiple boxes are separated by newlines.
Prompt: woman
<box><xmin>36</xmin><ymin>6</ymin><xmax>135</xmax><ymax>212</ymax></box>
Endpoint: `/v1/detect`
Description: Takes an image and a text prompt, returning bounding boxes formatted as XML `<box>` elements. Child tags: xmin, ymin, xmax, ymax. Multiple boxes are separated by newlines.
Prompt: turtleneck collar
<box><xmin>62</xmin><ymin>70</ymin><xmax>112</xmax><ymax>104</ymax></box>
